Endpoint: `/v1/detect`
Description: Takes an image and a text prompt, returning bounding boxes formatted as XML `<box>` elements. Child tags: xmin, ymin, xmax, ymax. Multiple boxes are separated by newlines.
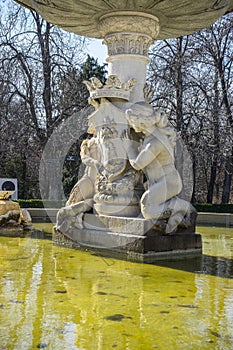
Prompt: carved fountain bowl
<box><xmin>0</xmin><ymin>191</ymin><xmax>15</xmax><ymax>200</ymax></box>
<box><xmin>16</xmin><ymin>0</ymin><xmax>232</xmax><ymax>39</ymax></box>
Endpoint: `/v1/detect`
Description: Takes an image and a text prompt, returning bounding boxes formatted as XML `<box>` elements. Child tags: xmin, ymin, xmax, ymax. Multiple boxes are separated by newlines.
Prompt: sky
<box><xmin>87</xmin><ymin>38</ymin><xmax>107</xmax><ymax>64</ymax></box>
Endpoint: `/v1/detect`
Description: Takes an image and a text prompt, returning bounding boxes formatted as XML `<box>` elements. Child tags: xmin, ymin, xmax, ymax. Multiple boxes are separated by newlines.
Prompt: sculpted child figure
<box><xmin>56</xmin><ymin>130</ymin><xmax>102</xmax><ymax>234</ymax></box>
<box><xmin>122</xmin><ymin>102</ymin><xmax>192</xmax><ymax>233</ymax></box>
<box><xmin>66</xmin><ymin>133</ymin><xmax>101</xmax><ymax>206</ymax></box>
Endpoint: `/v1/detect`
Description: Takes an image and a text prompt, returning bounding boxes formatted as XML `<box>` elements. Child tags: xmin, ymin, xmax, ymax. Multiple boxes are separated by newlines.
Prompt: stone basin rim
<box><xmin>15</xmin><ymin>0</ymin><xmax>233</xmax><ymax>40</ymax></box>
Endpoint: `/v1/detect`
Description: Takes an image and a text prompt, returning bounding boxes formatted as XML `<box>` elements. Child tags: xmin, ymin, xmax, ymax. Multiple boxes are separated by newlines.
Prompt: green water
<box><xmin>0</xmin><ymin>226</ymin><xmax>233</xmax><ymax>350</ymax></box>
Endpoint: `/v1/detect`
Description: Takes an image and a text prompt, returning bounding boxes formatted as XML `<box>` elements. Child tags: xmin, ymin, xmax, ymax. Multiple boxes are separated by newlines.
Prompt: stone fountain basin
<box><xmin>15</xmin><ymin>0</ymin><xmax>233</xmax><ymax>40</ymax></box>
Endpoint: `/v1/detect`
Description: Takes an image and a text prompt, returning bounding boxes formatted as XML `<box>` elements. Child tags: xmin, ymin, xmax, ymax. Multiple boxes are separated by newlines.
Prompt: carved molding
<box><xmin>99</xmin><ymin>12</ymin><xmax>160</xmax><ymax>39</ymax></box>
<box><xmin>103</xmin><ymin>33</ymin><xmax>153</xmax><ymax>57</ymax></box>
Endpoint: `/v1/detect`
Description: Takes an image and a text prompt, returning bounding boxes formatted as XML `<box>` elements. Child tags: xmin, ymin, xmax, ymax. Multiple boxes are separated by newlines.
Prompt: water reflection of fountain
<box><xmin>1</xmin><ymin>227</ymin><xmax>233</xmax><ymax>348</ymax></box>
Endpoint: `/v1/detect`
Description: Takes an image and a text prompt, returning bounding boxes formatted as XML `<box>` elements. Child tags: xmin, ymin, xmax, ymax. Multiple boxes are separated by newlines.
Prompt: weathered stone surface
<box><xmin>15</xmin><ymin>1</ymin><xmax>233</xmax><ymax>40</ymax></box>
<box><xmin>0</xmin><ymin>200</ymin><xmax>20</xmax><ymax>216</ymax></box>
<box><xmin>53</xmin><ymin>226</ymin><xmax>202</xmax><ymax>261</ymax></box>
<box><xmin>20</xmin><ymin>209</ymin><xmax>34</xmax><ymax>230</ymax></box>
<box><xmin>0</xmin><ymin>200</ymin><xmax>34</xmax><ymax>233</ymax></box>
<box><xmin>0</xmin><ymin>210</ymin><xmax>21</xmax><ymax>227</ymax></box>
<box><xmin>53</xmin><ymin>212</ymin><xmax>200</xmax><ymax>261</ymax></box>
<box><xmin>0</xmin><ymin>191</ymin><xmax>15</xmax><ymax>200</ymax></box>
<box><xmin>83</xmin><ymin>213</ymin><xmax>153</xmax><ymax>235</ymax></box>
<box><xmin>93</xmin><ymin>203</ymin><xmax>141</xmax><ymax>218</ymax></box>
<box><xmin>20</xmin><ymin>209</ymin><xmax>32</xmax><ymax>223</ymax></box>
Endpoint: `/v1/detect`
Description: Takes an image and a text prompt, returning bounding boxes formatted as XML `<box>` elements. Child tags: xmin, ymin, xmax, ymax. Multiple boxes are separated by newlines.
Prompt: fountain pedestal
<box><xmin>53</xmin><ymin>213</ymin><xmax>202</xmax><ymax>262</ymax></box>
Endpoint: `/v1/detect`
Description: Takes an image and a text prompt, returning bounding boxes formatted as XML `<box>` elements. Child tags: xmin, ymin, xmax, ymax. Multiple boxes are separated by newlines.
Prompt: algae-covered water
<box><xmin>0</xmin><ymin>225</ymin><xmax>233</xmax><ymax>350</ymax></box>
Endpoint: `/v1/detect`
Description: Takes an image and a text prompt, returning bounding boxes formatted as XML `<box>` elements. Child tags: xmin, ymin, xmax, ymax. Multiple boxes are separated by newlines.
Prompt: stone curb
<box><xmin>26</xmin><ymin>208</ymin><xmax>233</xmax><ymax>227</ymax></box>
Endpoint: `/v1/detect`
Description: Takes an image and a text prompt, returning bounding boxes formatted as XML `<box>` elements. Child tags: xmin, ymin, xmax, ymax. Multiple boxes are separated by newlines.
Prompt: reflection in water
<box><xmin>0</xmin><ymin>226</ymin><xmax>233</xmax><ymax>349</ymax></box>
<box><xmin>156</xmin><ymin>254</ymin><xmax>233</xmax><ymax>279</ymax></box>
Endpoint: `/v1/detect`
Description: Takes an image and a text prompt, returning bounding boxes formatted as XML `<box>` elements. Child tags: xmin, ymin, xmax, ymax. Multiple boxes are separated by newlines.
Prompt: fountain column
<box><xmin>100</xmin><ymin>12</ymin><xmax>160</xmax><ymax>103</ymax></box>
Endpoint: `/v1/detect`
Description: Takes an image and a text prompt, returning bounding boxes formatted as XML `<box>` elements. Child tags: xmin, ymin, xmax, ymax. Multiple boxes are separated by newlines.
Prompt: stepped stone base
<box><xmin>53</xmin><ymin>213</ymin><xmax>202</xmax><ymax>262</ymax></box>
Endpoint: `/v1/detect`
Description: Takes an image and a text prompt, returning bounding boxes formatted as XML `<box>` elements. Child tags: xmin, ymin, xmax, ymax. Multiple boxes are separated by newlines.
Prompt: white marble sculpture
<box><xmin>56</xmin><ymin>93</ymin><xmax>195</xmax><ymax>234</ymax></box>
<box><xmin>56</xmin><ymin>132</ymin><xmax>100</xmax><ymax>233</ymax></box>
<box><xmin>122</xmin><ymin>103</ymin><xmax>195</xmax><ymax>233</ymax></box>
<box><xmin>66</xmin><ymin>135</ymin><xmax>100</xmax><ymax>206</ymax></box>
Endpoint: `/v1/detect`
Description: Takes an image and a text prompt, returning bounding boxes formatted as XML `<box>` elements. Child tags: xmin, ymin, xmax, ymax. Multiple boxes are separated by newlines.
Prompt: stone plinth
<box><xmin>53</xmin><ymin>213</ymin><xmax>202</xmax><ymax>262</ymax></box>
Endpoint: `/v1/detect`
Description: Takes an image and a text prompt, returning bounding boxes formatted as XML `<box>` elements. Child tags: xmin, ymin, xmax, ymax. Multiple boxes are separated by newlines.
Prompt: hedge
<box><xmin>193</xmin><ymin>203</ymin><xmax>233</xmax><ymax>213</ymax></box>
<box><xmin>15</xmin><ymin>199</ymin><xmax>65</xmax><ymax>208</ymax></box>
<box><xmin>14</xmin><ymin>200</ymin><xmax>233</xmax><ymax>213</ymax></box>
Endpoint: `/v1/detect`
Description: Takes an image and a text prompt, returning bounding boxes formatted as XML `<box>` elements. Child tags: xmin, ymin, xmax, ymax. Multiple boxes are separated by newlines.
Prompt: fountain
<box><xmin>15</xmin><ymin>0</ymin><xmax>232</xmax><ymax>261</ymax></box>
<box><xmin>0</xmin><ymin>191</ymin><xmax>33</xmax><ymax>233</ymax></box>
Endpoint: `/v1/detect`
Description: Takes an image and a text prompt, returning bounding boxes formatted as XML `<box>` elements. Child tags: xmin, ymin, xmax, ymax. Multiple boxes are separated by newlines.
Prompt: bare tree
<box><xmin>147</xmin><ymin>14</ymin><xmax>233</xmax><ymax>203</ymax></box>
<box><xmin>193</xmin><ymin>15</ymin><xmax>233</xmax><ymax>203</ymax></box>
<box><xmin>0</xmin><ymin>1</ymin><xmax>88</xmax><ymax>198</ymax></box>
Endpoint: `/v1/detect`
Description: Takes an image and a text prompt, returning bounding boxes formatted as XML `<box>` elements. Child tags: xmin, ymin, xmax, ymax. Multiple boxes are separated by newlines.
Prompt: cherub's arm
<box><xmin>80</xmin><ymin>141</ymin><xmax>97</xmax><ymax>167</ymax></box>
<box><xmin>131</xmin><ymin>142</ymin><xmax>161</xmax><ymax>170</ymax></box>
<box><xmin>125</xmin><ymin>139</ymin><xmax>162</xmax><ymax>170</ymax></box>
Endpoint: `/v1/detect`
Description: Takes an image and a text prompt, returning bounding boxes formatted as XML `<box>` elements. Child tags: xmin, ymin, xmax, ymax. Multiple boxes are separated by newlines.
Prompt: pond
<box><xmin>0</xmin><ymin>225</ymin><xmax>233</xmax><ymax>350</ymax></box>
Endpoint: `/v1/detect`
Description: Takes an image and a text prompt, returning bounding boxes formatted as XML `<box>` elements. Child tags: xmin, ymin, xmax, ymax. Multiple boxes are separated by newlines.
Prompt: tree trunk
<box><xmin>191</xmin><ymin>158</ymin><xmax>196</xmax><ymax>203</ymax></box>
<box><xmin>207</xmin><ymin>158</ymin><xmax>217</xmax><ymax>203</ymax></box>
<box><xmin>21</xmin><ymin>152</ymin><xmax>27</xmax><ymax>199</ymax></box>
<box><xmin>207</xmin><ymin>67</ymin><xmax>219</xmax><ymax>203</ymax></box>
<box><xmin>176</xmin><ymin>37</ymin><xmax>183</xmax><ymax>134</ymax></box>
<box><xmin>222</xmin><ymin>149</ymin><xmax>233</xmax><ymax>203</ymax></box>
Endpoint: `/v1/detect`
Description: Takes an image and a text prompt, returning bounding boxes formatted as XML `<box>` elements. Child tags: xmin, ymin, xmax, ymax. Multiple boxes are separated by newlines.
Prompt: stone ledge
<box><xmin>53</xmin><ymin>226</ymin><xmax>202</xmax><ymax>262</ymax></box>
<box><xmin>83</xmin><ymin>213</ymin><xmax>153</xmax><ymax>235</ymax></box>
<box><xmin>196</xmin><ymin>212</ymin><xmax>233</xmax><ymax>227</ymax></box>
<box><xmin>27</xmin><ymin>208</ymin><xmax>58</xmax><ymax>223</ymax></box>
<box><xmin>26</xmin><ymin>208</ymin><xmax>233</xmax><ymax>227</ymax></box>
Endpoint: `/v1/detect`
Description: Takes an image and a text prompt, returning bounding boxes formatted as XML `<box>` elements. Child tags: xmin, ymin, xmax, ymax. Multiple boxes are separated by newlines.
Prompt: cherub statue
<box><xmin>56</xmin><ymin>129</ymin><xmax>103</xmax><ymax>234</ymax></box>
<box><xmin>122</xmin><ymin>102</ymin><xmax>194</xmax><ymax>233</ymax></box>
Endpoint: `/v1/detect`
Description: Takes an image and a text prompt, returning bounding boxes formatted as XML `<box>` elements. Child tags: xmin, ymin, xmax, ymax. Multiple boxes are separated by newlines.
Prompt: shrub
<box><xmin>15</xmin><ymin>199</ymin><xmax>65</xmax><ymax>208</ymax></box>
<box><xmin>193</xmin><ymin>203</ymin><xmax>233</xmax><ymax>213</ymax></box>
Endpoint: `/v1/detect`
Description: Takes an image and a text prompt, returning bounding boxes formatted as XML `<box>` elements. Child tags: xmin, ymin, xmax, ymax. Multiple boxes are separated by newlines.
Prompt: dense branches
<box><xmin>0</xmin><ymin>1</ymin><xmax>232</xmax><ymax>203</ymax></box>
<box><xmin>0</xmin><ymin>1</ymin><xmax>106</xmax><ymax>199</ymax></box>
<box><xmin>148</xmin><ymin>14</ymin><xmax>233</xmax><ymax>203</ymax></box>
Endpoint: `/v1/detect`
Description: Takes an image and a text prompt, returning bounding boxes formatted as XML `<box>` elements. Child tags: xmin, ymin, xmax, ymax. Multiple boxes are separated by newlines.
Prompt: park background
<box><xmin>0</xmin><ymin>0</ymin><xmax>232</xmax><ymax>207</ymax></box>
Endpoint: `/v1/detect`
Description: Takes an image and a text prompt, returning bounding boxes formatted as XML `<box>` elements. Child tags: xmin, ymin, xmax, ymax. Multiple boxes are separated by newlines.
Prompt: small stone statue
<box><xmin>56</xmin><ymin>132</ymin><xmax>102</xmax><ymax>234</ymax></box>
<box><xmin>66</xmin><ymin>135</ymin><xmax>101</xmax><ymax>206</ymax></box>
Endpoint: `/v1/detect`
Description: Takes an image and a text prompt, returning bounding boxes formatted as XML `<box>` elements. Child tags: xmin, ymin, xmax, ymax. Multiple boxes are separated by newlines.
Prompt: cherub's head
<box><xmin>126</xmin><ymin>103</ymin><xmax>168</xmax><ymax>134</ymax></box>
<box><xmin>126</xmin><ymin>102</ymin><xmax>154</xmax><ymax>133</ymax></box>
<box><xmin>87</xmin><ymin>120</ymin><xmax>96</xmax><ymax>135</ymax></box>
